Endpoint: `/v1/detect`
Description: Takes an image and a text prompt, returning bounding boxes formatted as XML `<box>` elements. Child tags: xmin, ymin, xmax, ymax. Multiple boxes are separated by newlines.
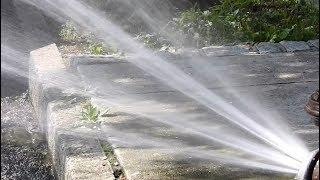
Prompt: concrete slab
<box><xmin>47</xmin><ymin>99</ymin><xmax>114</xmax><ymax>180</ymax></box>
<box><xmin>76</xmin><ymin>52</ymin><xmax>319</xmax><ymax>94</ymax></box>
<box><xmin>29</xmin><ymin>44</ymin><xmax>115</xmax><ymax>179</ymax></box>
<box><xmin>75</xmin><ymin>51</ymin><xmax>319</xmax><ymax>179</ymax></box>
<box><xmin>114</xmin><ymin>148</ymin><xmax>292</xmax><ymax>180</ymax></box>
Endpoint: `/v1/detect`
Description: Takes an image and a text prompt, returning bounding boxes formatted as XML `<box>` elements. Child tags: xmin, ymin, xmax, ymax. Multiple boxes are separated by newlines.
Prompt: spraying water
<box><xmin>1</xmin><ymin>0</ymin><xmax>317</xmax><ymax>176</ymax></box>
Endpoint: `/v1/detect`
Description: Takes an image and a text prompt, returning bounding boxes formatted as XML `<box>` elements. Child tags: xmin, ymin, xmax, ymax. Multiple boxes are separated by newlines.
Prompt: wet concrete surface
<box><xmin>1</xmin><ymin>73</ymin><xmax>28</xmax><ymax>98</ymax></box>
<box><xmin>77</xmin><ymin>52</ymin><xmax>319</xmax><ymax>179</ymax></box>
<box><xmin>1</xmin><ymin>1</ymin><xmax>58</xmax><ymax>178</ymax></box>
<box><xmin>1</xmin><ymin>0</ymin><xmax>59</xmax><ymax>98</ymax></box>
<box><xmin>1</xmin><ymin>94</ymin><xmax>55</xmax><ymax>180</ymax></box>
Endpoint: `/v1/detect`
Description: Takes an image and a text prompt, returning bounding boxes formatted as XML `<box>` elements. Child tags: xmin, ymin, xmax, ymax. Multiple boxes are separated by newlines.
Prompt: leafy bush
<box><xmin>173</xmin><ymin>5</ymin><xmax>234</xmax><ymax>47</ymax></box>
<box><xmin>174</xmin><ymin>0</ymin><xmax>319</xmax><ymax>46</ymax></box>
<box><xmin>59</xmin><ymin>21</ymin><xmax>87</xmax><ymax>43</ymax></box>
<box><xmin>135</xmin><ymin>33</ymin><xmax>174</xmax><ymax>49</ymax></box>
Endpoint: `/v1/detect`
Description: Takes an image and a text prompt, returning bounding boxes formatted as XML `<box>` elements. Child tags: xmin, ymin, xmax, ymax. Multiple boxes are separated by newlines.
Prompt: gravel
<box><xmin>1</xmin><ymin>93</ymin><xmax>55</xmax><ymax>180</ymax></box>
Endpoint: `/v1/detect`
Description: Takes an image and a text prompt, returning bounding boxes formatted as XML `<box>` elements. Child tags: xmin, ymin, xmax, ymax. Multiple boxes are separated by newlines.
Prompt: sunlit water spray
<box><xmin>0</xmin><ymin>43</ymin><xmax>305</xmax><ymax>174</ymax></box>
<box><xmin>1</xmin><ymin>44</ymin><xmax>302</xmax><ymax>173</ymax></box>
<box><xmin>2</xmin><ymin>0</ymin><xmax>315</xmax><ymax>175</ymax></box>
<box><xmin>111</xmin><ymin>0</ymin><xmax>308</xmax><ymax>155</ymax></box>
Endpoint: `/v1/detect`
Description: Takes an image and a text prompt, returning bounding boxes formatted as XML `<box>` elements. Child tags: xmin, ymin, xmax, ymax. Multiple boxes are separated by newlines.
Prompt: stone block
<box><xmin>279</xmin><ymin>41</ymin><xmax>311</xmax><ymax>52</ymax></box>
<box><xmin>47</xmin><ymin>100</ymin><xmax>114</xmax><ymax>180</ymax></box>
<box><xmin>255</xmin><ymin>42</ymin><xmax>284</xmax><ymax>54</ymax></box>
<box><xmin>307</xmin><ymin>39</ymin><xmax>319</xmax><ymax>49</ymax></box>
<box><xmin>29</xmin><ymin>43</ymin><xmax>66</xmax><ymax>131</ymax></box>
<box><xmin>202</xmin><ymin>45</ymin><xmax>250</xmax><ymax>56</ymax></box>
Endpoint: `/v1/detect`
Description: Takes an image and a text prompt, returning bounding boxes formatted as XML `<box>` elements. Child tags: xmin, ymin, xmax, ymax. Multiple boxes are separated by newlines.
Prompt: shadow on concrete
<box><xmin>1</xmin><ymin>0</ymin><xmax>60</xmax><ymax>97</ymax></box>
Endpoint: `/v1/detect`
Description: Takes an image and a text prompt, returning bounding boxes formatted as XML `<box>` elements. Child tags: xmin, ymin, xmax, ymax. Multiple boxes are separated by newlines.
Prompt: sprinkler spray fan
<box><xmin>296</xmin><ymin>149</ymin><xmax>319</xmax><ymax>180</ymax></box>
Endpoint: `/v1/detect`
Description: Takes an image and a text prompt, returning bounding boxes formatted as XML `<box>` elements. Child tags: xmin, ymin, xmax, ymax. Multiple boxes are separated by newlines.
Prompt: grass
<box><xmin>80</xmin><ymin>101</ymin><xmax>112</xmax><ymax>123</ymax></box>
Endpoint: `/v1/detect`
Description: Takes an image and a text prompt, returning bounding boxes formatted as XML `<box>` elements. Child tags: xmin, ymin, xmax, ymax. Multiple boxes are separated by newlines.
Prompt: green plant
<box><xmin>59</xmin><ymin>21</ymin><xmax>121</xmax><ymax>55</ymax></box>
<box><xmin>59</xmin><ymin>21</ymin><xmax>84</xmax><ymax>42</ymax></box>
<box><xmin>173</xmin><ymin>0</ymin><xmax>319</xmax><ymax>46</ymax></box>
<box><xmin>88</xmin><ymin>42</ymin><xmax>106</xmax><ymax>55</ymax></box>
<box><xmin>213</xmin><ymin>0</ymin><xmax>319</xmax><ymax>42</ymax></box>
<box><xmin>88</xmin><ymin>41</ymin><xmax>120</xmax><ymax>55</ymax></box>
<box><xmin>136</xmin><ymin>33</ymin><xmax>173</xmax><ymax>49</ymax></box>
<box><xmin>81</xmin><ymin>103</ymin><xmax>100</xmax><ymax>122</ymax></box>
<box><xmin>172</xmin><ymin>5</ymin><xmax>236</xmax><ymax>47</ymax></box>
<box><xmin>101</xmin><ymin>143</ymin><xmax>113</xmax><ymax>157</ymax></box>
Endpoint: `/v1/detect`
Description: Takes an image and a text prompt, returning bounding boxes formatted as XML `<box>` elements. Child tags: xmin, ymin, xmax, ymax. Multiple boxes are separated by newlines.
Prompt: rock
<box><xmin>307</xmin><ymin>39</ymin><xmax>319</xmax><ymax>49</ymax></box>
<box><xmin>255</xmin><ymin>42</ymin><xmax>284</xmax><ymax>54</ymax></box>
<box><xmin>202</xmin><ymin>45</ymin><xmax>250</xmax><ymax>56</ymax></box>
<box><xmin>155</xmin><ymin>50</ymin><xmax>177</xmax><ymax>59</ymax></box>
<box><xmin>279</xmin><ymin>41</ymin><xmax>311</xmax><ymax>52</ymax></box>
<box><xmin>176</xmin><ymin>48</ymin><xmax>205</xmax><ymax>57</ymax></box>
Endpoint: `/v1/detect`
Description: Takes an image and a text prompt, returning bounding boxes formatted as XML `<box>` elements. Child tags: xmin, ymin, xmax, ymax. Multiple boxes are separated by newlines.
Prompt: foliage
<box><xmin>173</xmin><ymin>5</ymin><xmax>233</xmax><ymax>47</ymax></box>
<box><xmin>136</xmin><ymin>33</ymin><xmax>173</xmax><ymax>49</ymax></box>
<box><xmin>174</xmin><ymin>0</ymin><xmax>319</xmax><ymax>46</ymax></box>
<box><xmin>88</xmin><ymin>42</ymin><xmax>106</xmax><ymax>55</ymax></box>
<box><xmin>81</xmin><ymin>103</ymin><xmax>100</xmax><ymax>122</ymax></box>
<box><xmin>59</xmin><ymin>21</ymin><xmax>119</xmax><ymax>55</ymax></box>
<box><xmin>59</xmin><ymin>21</ymin><xmax>85</xmax><ymax>43</ymax></box>
<box><xmin>101</xmin><ymin>143</ymin><xmax>113</xmax><ymax>157</ymax></box>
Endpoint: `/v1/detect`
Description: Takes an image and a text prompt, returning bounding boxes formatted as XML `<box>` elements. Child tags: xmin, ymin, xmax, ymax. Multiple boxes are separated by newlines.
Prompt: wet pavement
<box><xmin>1</xmin><ymin>94</ymin><xmax>55</xmax><ymax>180</ymax></box>
<box><xmin>1</xmin><ymin>0</ymin><xmax>58</xmax><ymax>178</ymax></box>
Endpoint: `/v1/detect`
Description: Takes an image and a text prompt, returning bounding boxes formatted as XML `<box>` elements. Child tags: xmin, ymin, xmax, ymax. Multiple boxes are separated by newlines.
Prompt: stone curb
<box><xmin>65</xmin><ymin>54</ymin><xmax>127</xmax><ymax>72</ymax></box>
<box><xmin>69</xmin><ymin>39</ymin><xmax>319</xmax><ymax>60</ymax></box>
<box><xmin>199</xmin><ymin>39</ymin><xmax>319</xmax><ymax>57</ymax></box>
<box><xmin>151</xmin><ymin>39</ymin><xmax>318</xmax><ymax>58</ymax></box>
<box><xmin>29</xmin><ymin>44</ymin><xmax>114</xmax><ymax>180</ymax></box>
<box><xmin>32</xmin><ymin>41</ymin><xmax>318</xmax><ymax>179</ymax></box>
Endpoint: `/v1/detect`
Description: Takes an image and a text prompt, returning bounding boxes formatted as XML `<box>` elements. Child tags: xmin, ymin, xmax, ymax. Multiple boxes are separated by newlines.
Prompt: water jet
<box><xmin>296</xmin><ymin>149</ymin><xmax>319</xmax><ymax>180</ymax></box>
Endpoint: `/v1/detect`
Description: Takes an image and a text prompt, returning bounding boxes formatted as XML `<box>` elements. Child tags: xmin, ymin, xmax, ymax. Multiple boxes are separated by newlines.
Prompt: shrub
<box><xmin>215</xmin><ymin>0</ymin><xmax>319</xmax><ymax>42</ymax></box>
<box><xmin>174</xmin><ymin>0</ymin><xmax>319</xmax><ymax>46</ymax></box>
<box><xmin>59</xmin><ymin>21</ymin><xmax>85</xmax><ymax>43</ymax></box>
<box><xmin>173</xmin><ymin>5</ymin><xmax>234</xmax><ymax>47</ymax></box>
<box><xmin>136</xmin><ymin>33</ymin><xmax>173</xmax><ymax>49</ymax></box>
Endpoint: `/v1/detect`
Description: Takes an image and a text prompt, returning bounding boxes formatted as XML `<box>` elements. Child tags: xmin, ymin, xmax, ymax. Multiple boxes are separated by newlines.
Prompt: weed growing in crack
<box><xmin>81</xmin><ymin>102</ymin><xmax>100</xmax><ymax>122</ymax></box>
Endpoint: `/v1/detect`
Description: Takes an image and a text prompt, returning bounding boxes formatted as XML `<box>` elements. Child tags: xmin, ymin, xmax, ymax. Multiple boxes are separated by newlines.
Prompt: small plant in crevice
<box><xmin>101</xmin><ymin>143</ymin><xmax>126</xmax><ymax>179</ymax></box>
<box><xmin>81</xmin><ymin>103</ymin><xmax>100</xmax><ymax>123</ymax></box>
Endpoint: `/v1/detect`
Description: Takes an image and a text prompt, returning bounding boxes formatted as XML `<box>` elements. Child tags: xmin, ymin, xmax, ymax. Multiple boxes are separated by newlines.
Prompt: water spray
<box><xmin>296</xmin><ymin>90</ymin><xmax>319</xmax><ymax>180</ymax></box>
